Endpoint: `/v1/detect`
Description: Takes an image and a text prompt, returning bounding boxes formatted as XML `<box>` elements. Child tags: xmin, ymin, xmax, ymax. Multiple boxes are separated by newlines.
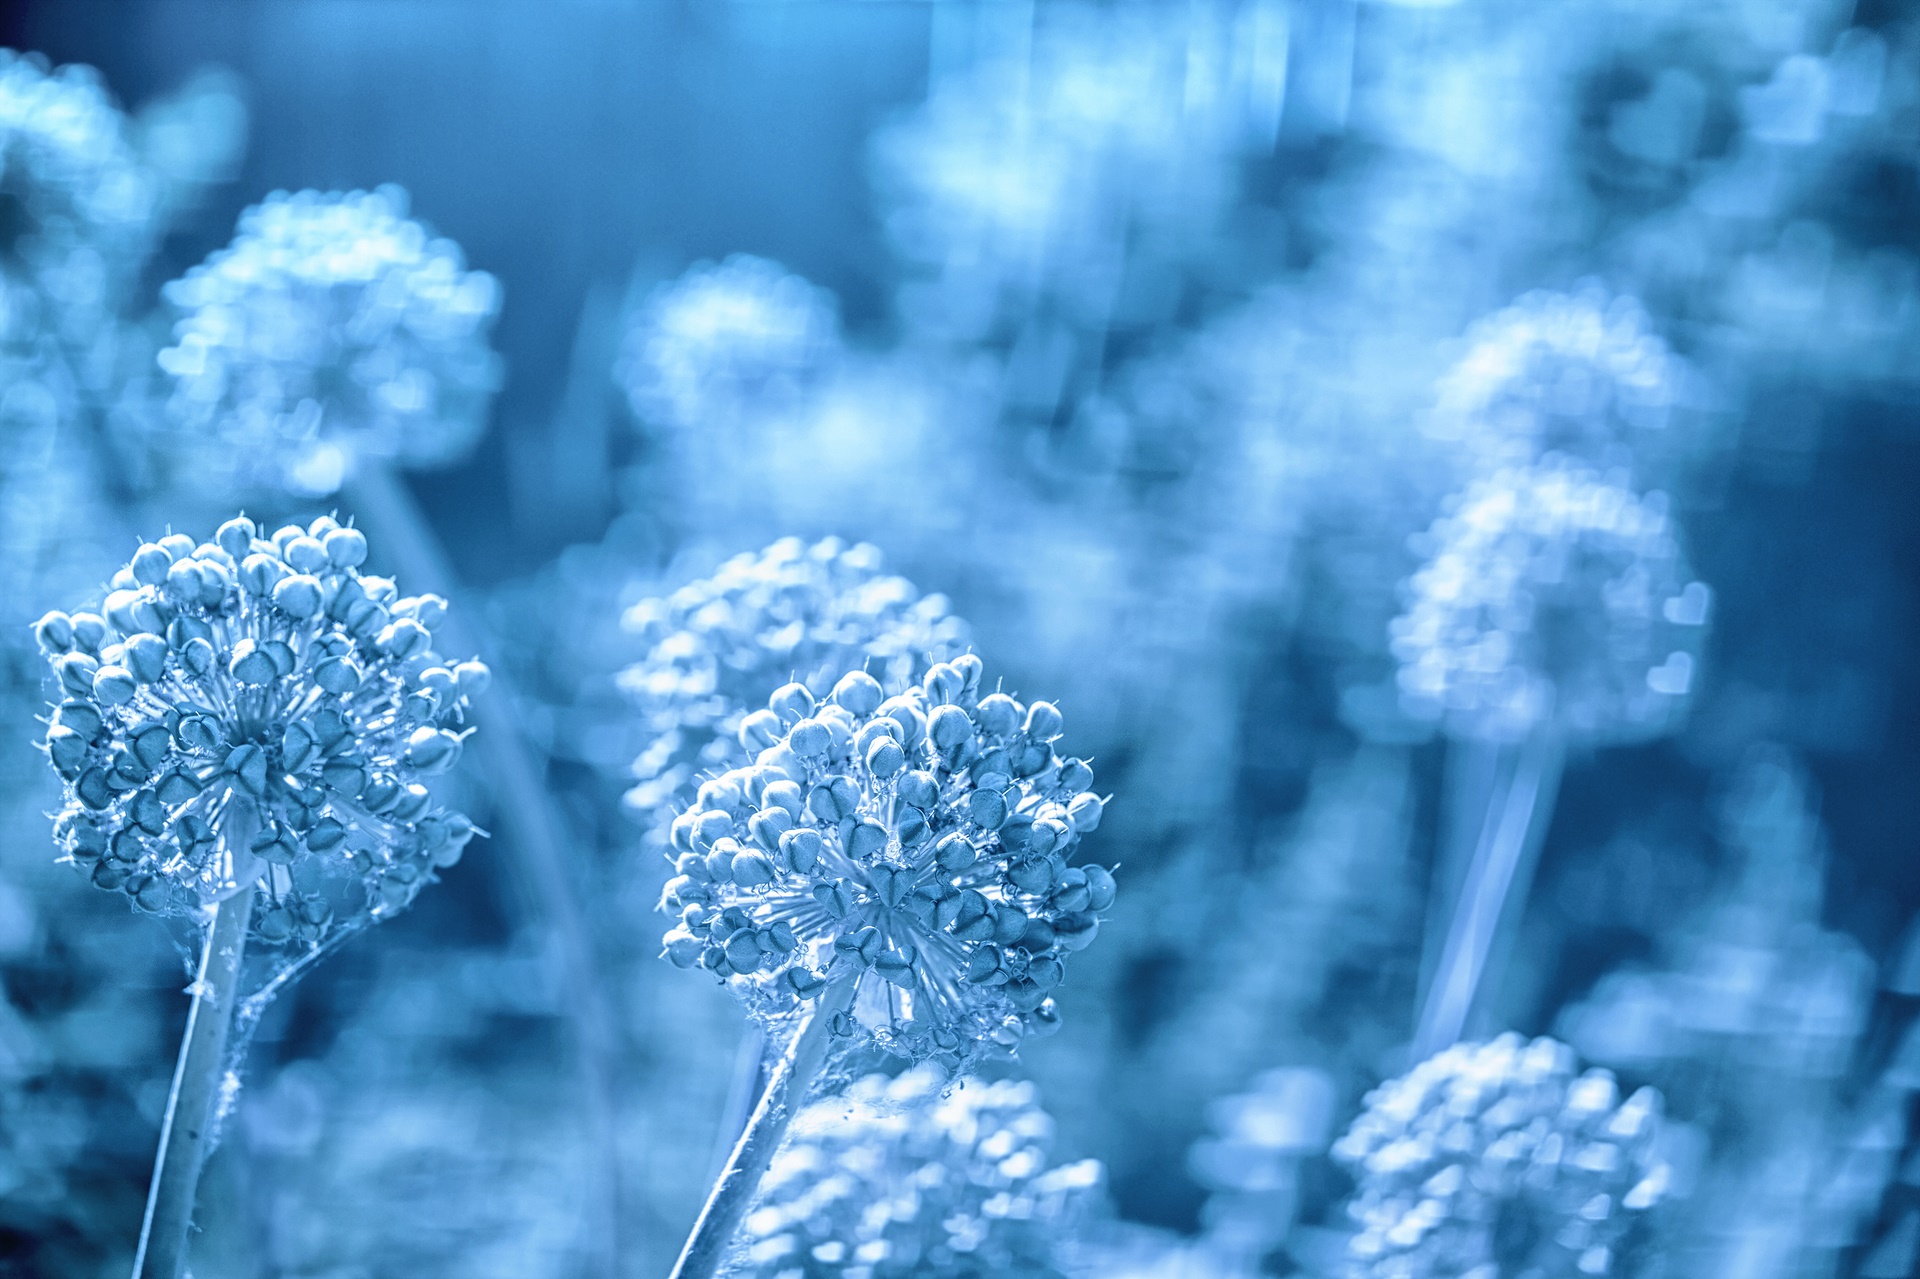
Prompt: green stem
<box><xmin>131</xmin><ymin>884</ymin><xmax>256</xmax><ymax>1279</ymax></box>
<box><xmin>341</xmin><ymin>461</ymin><xmax>622</xmax><ymax>1279</ymax></box>
<box><xmin>669</xmin><ymin>978</ymin><xmax>858</xmax><ymax>1279</ymax></box>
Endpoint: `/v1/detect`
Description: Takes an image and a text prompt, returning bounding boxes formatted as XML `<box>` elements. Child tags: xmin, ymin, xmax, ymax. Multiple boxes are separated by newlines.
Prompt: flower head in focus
<box><xmin>34</xmin><ymin>515</ymin><xmax>486</xmax><ymax>947</ymax></box>
<box><xmin>1332</xmin><ymin>1035</ymin><xmax>1670</xmax><ymax>1279</ymax></box>
<box><xmin>1430</xmin><ymin>287</ymin><xmax>1692</xmax><ymax>476</ymax></box>
<box><xmin>658</xmin><ymin>653</ymin><xmax>1116</xmax><ymax>1064</ymax></box>
<box><xmin>730</xmin><ymin>1065</ymin><xmax>1104</xmax><ymax>1279</ymax></box>
<box><xmin>620</xmin><ymin>536</ymin><xmax>969</xmax><ymax>823</ymax></box>
<box><xmin>156</xmin><ymin>186</ymin><xmax>502</xmax><ymax>495</ymax></box>
<box><xmin>1391</xmin><ymin>458</ymin><xmax>1710</xmax><ymax>745</ymax></box>
<box><xmin>616</xmin><ymin>253</ymin><xmax>842</xmax><ymax>432</ymax></box>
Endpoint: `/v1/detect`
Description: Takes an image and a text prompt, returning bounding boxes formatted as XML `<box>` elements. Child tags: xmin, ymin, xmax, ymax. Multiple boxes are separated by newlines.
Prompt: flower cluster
<box><xmin>1332</xmin><ymin>1035</ymin><xmax>1670</xmax><ymax>1279</ymax></box>
<box><xmin>730</xmin><ymin>1065</ymin><xmax>1103</xmax><ymax>1279</ymax></box>
<box><xmin>658</xmin><ymin>654</ymin><xmax>1115</xmax><ymax>1063</ymax></box>
<box><xmin>620</xmin><ymin>536</ymin><xmax>969</xmax><ymax>822</ymax></box>
<box><xmin>34</xmin><ymin>515</ymin><xmax>486</xmax><ymax>946</ymax></box>
<box><xmin>1391</xmin><ymin>458</ymin><xmax>1710</xmax><ymax>745</ymax></box>
<box><xmin>157</xmin><ymin>186</ymin><xmax>502</xmax><ymax>494</ymax></box>
<box><xmin>1429</xmin><ymin>288</ymin><xmax>1689</xmax><ymax>476</ymax></box>
<box><xmin>616</xmin><ymin>253</ymin><xmax>842</xmax><ymax>432</ymax></box>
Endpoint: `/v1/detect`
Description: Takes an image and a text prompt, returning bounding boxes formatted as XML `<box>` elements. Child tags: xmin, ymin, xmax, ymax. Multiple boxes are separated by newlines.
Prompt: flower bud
<box><xmin>769</xmin><ymin>682</ymin><xmax>815</xmax><ymax>725</ymax></box>
<box><xmin>830</xmin><ymin>670</ymin><xmax>884</xmax><ymax>715</ymax></box>
<box><xmin>975</xmin><ymin>694</ymin><xmax>1022</xmax><ymax>737</ymax></box>
<box><xmin>325</xmin><ymin>526</ymin><xmax>369</xmax><ymax>567</ymax></box>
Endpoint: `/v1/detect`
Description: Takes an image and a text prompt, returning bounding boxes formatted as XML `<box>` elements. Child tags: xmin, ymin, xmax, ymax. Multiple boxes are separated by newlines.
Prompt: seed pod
<box><xmin>928</xmin><ymin>704</ymin><xmax>973</xmax><ymax>755</ymax></box>
<box><xmin>124</xmin><ymin>634</ymin><xmax>169</xmax><ymax>684</ymax></box>
<box><xmin>951</xmin><ymin>890</ymin><xmax>994</xmax><ymax>941</ymax></box>
<box><xmin>325</xmin><ymin>526</ymin><xmax>369</xmax><ymax>567</ymax></box>
<box><xmin>762</xmin><ymin>779</ymin><xmax>805</xmax><ymax>821</ymax></box>
<box><xmin>831</xmin><ymin>670</ymin><xmax>884</xmax><ymax>715</ymax></box>
<box><xmin>35</xmin><ymin>611</ymin><xmax>74</xmax><ymax>653</ymax></box>
<box><xmin>968</xmin><ymin>787</ymin><xmax>1009</xmax><ymax>830</ymax></box>
<box><xmin>923</xmin><ymin>662</ymin><xmax>966</xmax><ymax>705</ymax></box>
<box><xmin>897</xmin><ymin>770</ymin><xmax>939</xmax><ymax>811</ymax></box>
<box><xmin>725</xmin><ymin>928</ymin><xmax>764</xmax><ymax>971</ymax></box>
<box><xmin>69</xmin><ymin>614</ymin><xmax>108</xmax><ymax>652</ymax></box>
<box><xmin>783</xmin><ymin>968</ymin><xmax>826</xmax><ymax>998</ymax></box>
<box><xmin>732</xmin><ymin>849</ymin><xmax>776</xmax><ymax>887</ymax></box>
<box><xmin>992</xmin><ymin>904</ymin><xmax>1030</xmax><ymax>945</ymax></box>
<box><xmin>251</xmin><ymin>822</ymin><xmax>299</xmax><ymax>864</ymax></box>
<box><xmin>226</xmin><ymin>744</ymin><xmax>268</xmax><ymax>796</ymax></box>
<box><xmin>780</xmin><ymin>828</ymin><xmax>824</xmax><ymax>875</ymax></box>
<box><xmin>307</xmin><ymin>817</ymin><xmax>348</xmax><ymax>853</ymax></box>
<box><xmin>1024</xmin><ymin>701</ymin><xmax>1064</xmax><ymax>741</ymax></box>
<box><xmin>739</xmin><ymin>708</ymin><xmax>783</xmax><ymax>752</ymax></box>
<box><xmin>766</xmin><ymin>920</ymin><xmax>798</xmax><ymax>952</ymax></box>
<box><xmin>846</xmin><ymin>820</ymin><xmax>888</xmax><ymax>862</ymax></box>
<box><xmin>1067</xmin><ymin>792</ymin><xmax>1104</xmax><ymax>833</ymax></box>
<box><xmin>934</xmin><ymin>832</ymin><xmax>977</xmax><ymax>872</ymax></box>
<box><xmin>789</xmin><ymin>717</ymin><xmax>832</xmax><ymax>759</ymax></box>
<box><xmin>835</xmin><ymin>925</ymin><xmax>882</xmax><ymax>967</ymax></box>
<box><xmin>749</xmin><ymin>806</ymin><xmax>794</xmax><ymax>852</ymax></box>
<box><xmin>951</xmin><ymin>653</ymin><xmax>984</xmax><ymax>695</ymax></box>
<box><xmin>404</xmin><ymin>726</ymin><xmax>461</xmax><ymax>774</ymax></box>
<box><xmin>895</xmin><ymin>807</ymin><xmax>929</xmax><ymax>850</ymax></box>
<box><xmin>875</xmin><ymin>947</ymin><xmax>918</xmax><ymax>988</ymax></box>
<box><xmin>1050</xmin><ymin>868</ymin><xmax>1091</xmax><ymax>913</ymax></box>
<box><xmin>57</xmin><ymin>652</ymin><xmax>99</xmax><ymax>697</ymax></box>
<box><xmin>228</xmin><ymin>639</ymin><xmax>278</xmax><ymax>685</ymax></box>
<box><xmin>865</xmin><ymin>736</ymin><xmax>907</xmax><ymax>778</ymax></box>
<box><xmin>975</xmin><ymin>694</ymin><xmax>1022</xmax><ymax>737</ymax></box>
<box><xmin>769</xmin><ymin>682</ymin><xmax>815</xmax><ymax>725</ymax></box>
<box><xmin>807</xmin><ymin>776</ymin><xmax>860</xmax><ymax>824</ymax></box>
<box><xmin>811</xmin><ymin>877</ymin><xmax>853</xmax><ymax>917</ymax></box>
<box><xmin>663</xmin><ymin>928</ymin><xmax>704</xmax><ymax>968</ymax></box>
<box><xmin>966</xmin><ymin>946</ymin><xmax>1008</xmax><ymax>985</ymax></box>
<box><xmin>1028</xmin><ymin>999</ymin><xmax>1063</xmax><ymax>1037</ymax></box>
<box><xmin>93</xmin><ymin>666</ymin><xmax>137</xmax><ymax>705</ymax></box>
<box><xmin>1058</xmin><ymin>758</ymin><xmax>1094</xmax><ymax>794</ymax></box>
<box><xmin>1083</xmin><ymin>865</ymin><xmax>1118</xmax><ymax>912</ymax></box>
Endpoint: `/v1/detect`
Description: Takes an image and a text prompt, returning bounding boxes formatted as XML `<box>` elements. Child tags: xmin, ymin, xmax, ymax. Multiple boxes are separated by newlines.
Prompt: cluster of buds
<box><xmin>1429</xmin><ymin>287</ymin><xmax>1688</xmax><ymax>475</ymax></box>
<box><xmin>1332</xmin><ymin>1035</ymin><xmax>1670</xmax><ymax>1279</ymax></box>
<box><xmin>615</xmin><ymin>253</ymin><xmax>842</xmax><ymax>432</ymax></box>
<box><xmin>1391</xmin><ymin>458</ymin><xmax>1710</xmax><ymax>746</ymax></box>
<box><xmin>157</xmin><ymin>185</ymin><xmax>502</xmax><ymax>495</ymax></box>
<box><xmin>620</xmin><ymin>536</ymin><xmax>969</xmax><ymax>821</ymax></box>
<box><xmin>658</xmin><ymin>654</ymin><xmax>1115</xmax><ymax>1063</ymax></box>
<box><xmin>735</xmin><ymin>1065</ymin><xmax>1104</xmax><ymax>1279</ymax></box>
<box><xmin>34</xmin><ymin>515</ymin><xmax>486</xmax><ymax>946</ymax></box>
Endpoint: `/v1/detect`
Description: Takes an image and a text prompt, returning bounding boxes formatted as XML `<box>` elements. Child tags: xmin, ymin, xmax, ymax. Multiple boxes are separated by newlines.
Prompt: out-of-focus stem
<box><xmin>342</xmin><ymin>461</ymin><xmax>622</xmax><ymax>1279</ymax></box>
<box><xmin>132</xmin><ymin>884</ymin><xmax>256</xmax><ymax>1279</ymax></box>
<box><xmin>1413</xmin><ymin>730</ymin><xmax>1565</xmax><ymax>1063</ymax></box>
<box><xmin>708</xmin><ymin>1025</ymin><xmax>769</xmax><ymax>1182</ymax></box>
<box><xmin>669</xmin><ymin>978</ymin><xmax>858</xmax><ymax>1279</ymax></box>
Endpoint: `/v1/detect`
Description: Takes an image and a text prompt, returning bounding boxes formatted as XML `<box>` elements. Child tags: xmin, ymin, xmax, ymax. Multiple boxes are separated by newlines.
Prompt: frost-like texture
<box><xmin>729</xmin><ymin>1065</ymin><xmax>1102</xmax><ymax>1279</ymax></box>
<box><xmin>1430</xmin><ymin>288</ymin><xmax>1689</xmax><ymax>474</ymax></box>
<box><xmin>1391</xmin><ymin>459</ymin><xmax>1710</xmax><ymax>745</ymax></box>
<box><xmin>34</xmin><ymin>515</ymin><xmax>486</xmax><ymax>947</ymax></box>
<box><xmin>617</xmin><ymin>254</ymin><xmax>841</xmax><ymax>431</ymax></box>
<box><xmin>157</xmin><ymin>186</ymin><xmax>502</xmax><ymax>494</ymax></box>
<box><xmin>620</xmin><ymin>536</ymin><xmax>969</xmax><ymax>821</ymax></box>
<box><xmin>658</xmin><ymin>654</ymin><xmax>1116</xmax><ymax>1064</ymax></box>
<box><xmin>1332</xmin><ymin>1035</ymin><xmax>1669</xmax><ymax>1279</ymax></box>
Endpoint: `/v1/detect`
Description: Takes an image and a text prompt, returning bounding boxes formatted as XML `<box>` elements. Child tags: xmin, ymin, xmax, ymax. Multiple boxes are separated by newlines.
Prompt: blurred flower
<box><xmin>155</xmin><ymin>185</ymin><xmax>502</xmax><ymax>495</ymax></box>
<box><xmin>1332</xmin><ymin>1034</ymin><xmax>1670</xmax><ymax>1279</ymax></box>
<box><xmin>617</xmin><ymin>253</ymin><xmax>842</xmax><ymax>433</ymax></box>
<box><xmin>729</xmin><ymin>1064</ymin><xmax>1103</xmax><ymax>1279</ymax></box>
<box><xmin>619</xmin><ymin>536</ymin><xmax>969</xmax><ymax>825</ymax></box>
<box><xmin>1391</xmin><ymin>458</ymin><xmax>1710</xmax><ymax>745</ymax></box>
<box><xmin>34</xmin><ymin>514</ymin><xmax>486</xmax><ymax>947</ymax></box>
<box><xmin>658</xmin><ymin>654</ymin><xmax>1116</xmax><ymax>1065</ymax></box>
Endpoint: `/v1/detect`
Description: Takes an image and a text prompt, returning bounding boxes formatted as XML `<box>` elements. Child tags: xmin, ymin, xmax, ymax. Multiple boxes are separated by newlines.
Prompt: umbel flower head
<box><xmin>156</xmin><ymin>185</ymin><xmax>502</xmax><ymax>495</ymax></box>
<box><xmin>728</xmin><ymin>1065</ymin><xmax>1104</xmax><ymax>1279</ymax></box>
<box><xmin>1332</xmin><ymin>1035</ymin><xmax>1670</xmax><ymax>1279</ymax></box>
<box><xmin>616</xmin><ymin>253</ymin><xmax>842</xmax><ymax>432</ymax></box>
<box><xmin>1429</xmin><ymin>286</ymin><xmax>1689</xmax><ymax>475</ymax></box>
<box><xmin>658</xmin><ymin>654</ymin><xmax>1116</xmax><ymax>1064</ymax></box>
<box><xmin>1390</xmin><ymin>458</ymin><xmax>1711</xmax><ymax>746</ymax></box>
<box><xmin>620</xmin><ymin>536</ymin><xmax>969</xmax><ymax>822</ymax></box>
<box><xmin>33</xmin><ymin>515</ymin><xmax>486</xmax><ymax>947</ymax></box>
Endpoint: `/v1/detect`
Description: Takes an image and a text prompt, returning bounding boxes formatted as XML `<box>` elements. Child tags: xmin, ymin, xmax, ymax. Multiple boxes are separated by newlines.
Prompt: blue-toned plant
<box><xmin>1332</xmin><ymin>1034</ymin><xmax>1670</xmax><ymax>1279</ymax></box>
<box><xmin>1392</xmin><ymin>457</ymin><xmax>1709</xmax><ymax>1058</ymax></box>
<box><xmin>726</xmin><ymin>1064</ymin><xmax>1104</xmax><ymax>1278</ymax></box>
<box><xmin>32</xmin><ymin>514</ymin><xmax>486</xmax><ymax>1279</ymax></box>
<box><xmin>659</xmin><ymin>653</ymin><xmax>1117</xmax><ymax>1279</ymax></box>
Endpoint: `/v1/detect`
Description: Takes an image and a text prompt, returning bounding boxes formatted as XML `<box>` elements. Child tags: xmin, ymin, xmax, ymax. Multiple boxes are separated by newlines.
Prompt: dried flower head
<box><xmin>1332</xmin><ymin>1035</ymin><xmax>1670</xmax><ymax>1279</ymax></box>
<box><xmin>34</xmin><ymin>514</ymin><xmax>486</xmax><ymax>948</ymax></box>
<box><xmin>658</xmin><ymin>654</ymin><xmax>1116</xmax><ymax>1064</ymax></box>
<box><xmin>731</xmin><ymin>1065</ymin><xmax>1103</xmax><ymax>1279</ymax></box>
<box><xmin>1390</xmin><ymin>459</ymin><xmax>1710</xmax><ymax>745</ymax></box>
<box><xmin>620</xmin><ymin>536</ymin><xmax>969</xmax><ymax>822</ymax></box>
<box><xmin>156</xmin><ymin>186</ymin><xmax>502</xmax><ymax>495</ymax></box>
<box><xmin>616</xmin><ymin>253</ymin><xmax>841</xmax><ymax>432</ymax></box>
<box><xmin>1430</xmin><ymin>287</ymin><xmax>1688</xmax><ymax>474</ymax></box>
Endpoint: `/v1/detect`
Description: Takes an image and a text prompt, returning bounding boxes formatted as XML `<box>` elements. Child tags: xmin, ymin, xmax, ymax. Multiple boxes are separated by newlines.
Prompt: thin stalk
<box><xmin>707</xmin><ymin>1025</ymin><xmax>769</xmax><ymax>1182</ymax></box>
<box><xmin>1413</xmin><ymin>730</ymin><xmax>1565</xmax><ymax>1063</ymax></box>
<box><xmin>669</xmin><ymin>977</ymin><xmax>858</xmax><ymax>1279</ymax></box>
<box><xmin>342</xmin><ymin>461</ymin><xmax>622</xmax><ymax>1279</ymax></box>
<box><xmin>132</xmin><ymin>884</ymin><xmax>256</xmax><ymax>1279</ymax></box>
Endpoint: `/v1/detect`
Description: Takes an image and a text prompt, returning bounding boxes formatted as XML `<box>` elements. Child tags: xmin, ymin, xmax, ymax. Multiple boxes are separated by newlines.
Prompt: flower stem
<box><xmin>341</xmin><ymin>461</ymin><xmax>622</xmax><ymax>1279</ymax></box>
<box><xmin>669</xmin><ymin>978</ymin><xmax>858</xmax><ymax>1279</ymax></box>
<box><xmin>131</xmin><ymin>883</ymin><xmax>256</xmax><ymax>1279</ymax></box>
<box><xmin>1413</xmin><ymin>730</ymin><xmax>1565</xmax><ymax>1063</ymax></box>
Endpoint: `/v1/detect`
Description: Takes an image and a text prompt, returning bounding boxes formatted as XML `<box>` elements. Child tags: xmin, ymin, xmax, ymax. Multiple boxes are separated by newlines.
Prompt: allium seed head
<box><xmin>1390</xmin><ymin>458</ymin><xmax>1710</xmax><ymax>745</ymax></box>
<box><xmin>1332</xmin><ymin>1035</ymin><xmax>1670</xmax><ymax>1279</ymax></box>
<box><xmin>35</xmin><ymin>515</ymin><xmax>486</xmax><ymax>945</ymax></box>
<box><xmin>658</xmin><ymin>655</ymin><xmax>1115</xmax><ymax>1065</ymax></box>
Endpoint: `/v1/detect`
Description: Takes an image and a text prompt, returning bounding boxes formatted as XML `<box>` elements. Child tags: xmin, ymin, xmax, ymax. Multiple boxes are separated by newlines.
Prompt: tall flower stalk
<box><xmin>658</xmin><ymin>656</ymin><xmax>1118</xmax><ymax>1279</ymax></box>
<box><xmin>34</xmin><ymin>515</ymin><xmax>486</xmax><ymax>1279</ymax></box>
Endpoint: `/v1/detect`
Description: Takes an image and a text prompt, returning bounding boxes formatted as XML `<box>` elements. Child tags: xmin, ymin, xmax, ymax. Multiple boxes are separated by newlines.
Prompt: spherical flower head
<box><xmin>616</xmin><ymin>254</ymin><xmax>841</xmax><ymax>432</ymax></box>
<box><xmin>33</xmin><ymin>515</ymin><xmax>488</xmax><ymax>947</ymax></box>
<box><xmin>1332</xmin><ymin>1035</ymin><xmax>1670</xmax><ymax>1279</ymax></box>
<box><xmin>1430</xmin><ymin>287</ymin><xmax>1687</xmax><ymax>474</ymax></box>
<box><xmin>657</xmin><ymin>655</ymin><xmax>1117</xmax><ymax>1065</ymax></box>
<box><xmin>619</xmin><ymin>536</ymin><xmax>969</xmax><ymax>822</ymax></box>
<box><xmin>732</xmin><ymin>1065</ymin><xmax>1104</xmax><ymax>1279</ymax></box>
<box><xmin>156</xmin><ymin>186</ymin><xmax>503</xmax><ymax>495</ymax></box>
<box><xmin>1390</xmin><ymin>459</ymin><xmax>1711</xmax><ymax>746</ymax></box>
